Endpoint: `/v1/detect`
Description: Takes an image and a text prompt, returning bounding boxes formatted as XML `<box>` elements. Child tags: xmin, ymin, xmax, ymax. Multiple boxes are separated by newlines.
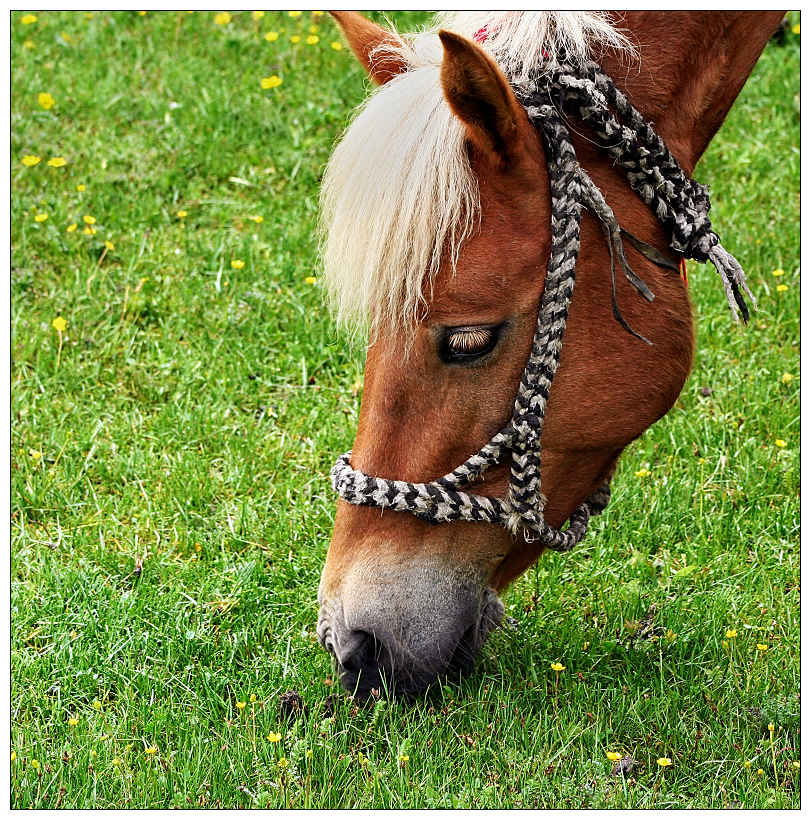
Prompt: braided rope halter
<box><xmin>331</xmin><ymin>58</ymin><xmax>752</xmax><ymax>553</ymax></box>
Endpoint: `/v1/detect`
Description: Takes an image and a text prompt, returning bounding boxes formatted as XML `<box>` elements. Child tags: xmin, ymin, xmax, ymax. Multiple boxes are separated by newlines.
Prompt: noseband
<box><xmin>331</xmin><ymin>58</ymin><xmax>752</xmax><ymax>553</ymax></box>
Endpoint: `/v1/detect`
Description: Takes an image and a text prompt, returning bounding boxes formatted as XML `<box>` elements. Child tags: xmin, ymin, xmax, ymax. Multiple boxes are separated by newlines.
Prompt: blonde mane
<box><xmin>320</xmin><ymin>12</ymin><xmax>634</xmax><ymax>337</ymax></box>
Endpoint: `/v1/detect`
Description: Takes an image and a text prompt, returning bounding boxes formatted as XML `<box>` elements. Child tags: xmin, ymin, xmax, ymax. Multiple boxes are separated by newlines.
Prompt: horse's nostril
<box><xmin>337</xmin><ymin>630</ymin><xmax>375</xmax><ymax>673</ymax></box>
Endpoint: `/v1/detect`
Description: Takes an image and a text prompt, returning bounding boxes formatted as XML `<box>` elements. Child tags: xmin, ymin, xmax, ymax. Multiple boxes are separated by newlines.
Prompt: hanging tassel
<box><xmin>708</xmin><ymin>243</ymin><xmax>755</xmax><ymax>323</ymax></box>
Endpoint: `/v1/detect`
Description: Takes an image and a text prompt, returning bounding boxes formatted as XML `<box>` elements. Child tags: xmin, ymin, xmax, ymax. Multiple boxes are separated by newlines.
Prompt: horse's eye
<box><xmin>440</xmin><ymin>325</ymin><xmax>501</xmax><ymax>363</ymax></box>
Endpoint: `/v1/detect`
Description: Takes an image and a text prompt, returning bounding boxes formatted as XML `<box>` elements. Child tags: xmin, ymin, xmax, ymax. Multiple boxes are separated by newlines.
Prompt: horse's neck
<box><xmin>602</xmin><ymin>11</ymin><xmax>784</xmax><ymax>173</ymax></box>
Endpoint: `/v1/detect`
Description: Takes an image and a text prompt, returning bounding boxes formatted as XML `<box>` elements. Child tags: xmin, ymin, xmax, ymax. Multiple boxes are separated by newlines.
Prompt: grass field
<box><xmin>11</xmin><ymin>10</ymin><xmax>800</xmax><ymax>810</ymax></box>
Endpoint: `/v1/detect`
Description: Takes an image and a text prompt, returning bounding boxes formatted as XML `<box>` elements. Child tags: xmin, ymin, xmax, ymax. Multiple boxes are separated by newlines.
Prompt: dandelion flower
<box><xmin>76</xmin><ymin>184</ymin><xmax>86</xmax><ymax>193</ymax></box>
<box><xmin>312</xmin><ymin>10</ymin><xmax>324</xmax><ymax>17</ymax></box>
<box><xmin>83</xmin><ymin>214</ymin><xmax>96</xmax><ymax>225</ymax></box>
<box><xmin>550</xmin><ymin>662</ymin><xmax>565</xmax><ymax>672</ymax></box>
<box><xmin>744</xmin><ymin>760</ymin><xmax>751</xmax><ymax>768</ymax></box>
<box><xmin>657</xmin><ymin>757</ymin><xmax>672</xmax><ymax>767</ymax></box>
<box><xmin>104</xmin><ymin>240</ymin><xmax>115</xmax><ymax>251</ymax></box>
<box><xmin>31</xmin><ymin>759</ymin><xmax>40</xmax><ymax>770</ymax></box>
<box><xmin>756</xmin><ymin>768</ymin><xmax>764</xmax><ymax>776</ymax></box>
<box><xmin>725</xmin><ymin>629</ymin><xmax>737</xmax><ymax>639</ymax></box>
<box><xmin>249</xmin><ymin>694</ymin><xmax>257</xmax><ymax>703</ymax></box>
<box><xmin>768</xmin><ymin>723</ymin><xmax>775</xmax><ymax>732</ymax></box>
<box><xmin>214</xmin><ymin>12</ymin><xmax>232</xmax><ymax>25</ymax></box>
<box><xmin>261</xmin><ymin>75</ymin><xmax>282</xmax><ymax>89</ymax></box>
<box><xmin>634</xmin><ymin>468</ymin><xmax>650</xmax><ymax>478</ymax></box>
<box><xmin>145</xmin><ymin>747</ymin><xmax>157</xmax><ymax>755</ymax></box>
<box><xmin>34</xmin><ymin>212</ymin><xmax>48</xmax><ymax>222</ymax></box>
<box><xmin>306</xmin><ymin>34</ymin><xmax>319</xmax><ymax>45</ymax></box>
<box><xmin>22</xmin><ymin>155</ymin><xmax>41</xmax><ymax>167</ymax></box>
<box><xmin>793</xmin><ymin>760</ymin><xmax>800</xmax><ymax>769</ymax></box>
<box><xmin>771</xmin><ymin>268</ymin><xmax>784</xmax><ymax>277</ymax></box>
<box><xmin>756</xmin><ymin>643</ymin><xmax>769</xmax><ymax>651</ymax></box>
<box><xmin>264</xmin><ymin>31</ymin><xmax>279</xmax><ymax>42</ymax></box>
<box><xmin>24</xmin><ymin>40</ymin><xmax>35</xmax><ymax>49</ymax></box>
<box><xmin>38</xmin><ymin>92</ymin><xmax>55</xmax><ymax>109</ymax></box>
<box><xmin>236</xmin><ymin>700</ymin><xmax>247</xmax><ymax>710</ymax></box>
<box><xmin>177</xmin><ymin>210</ymin><xmax>188</xmax><ymax>218</ymax></box>
<box><xmin>309</xmin><ymin>24</ymin><xmax>318</xmax><ymax>33</ymax></box>
<box><xmin>68</xmin><ymin>716</ymin><xmax>79</xmax><ymax>726</ymax></box>
<box><xmin>398</xmin><ymin>753</ymin><xmax>409</xmax><ymax>763</ymax></box>
<box><xmin>83</xmin><ymin>226</ymin><xmax>96</xmax><ymax>235</ymax></box>
<box><xmin>305</xmin><ymin>748</ymin><xmax>313</xmax><ymax>759</ymax></box>
<box><xmin>290</xmin><ymin>34</ymin><xmax>301</xmax><ymax>43</ymax></box>
<box><xmin>606</xmin><ymin>751</ymin><xmax>622</xmax><ymax>762</ymax></box>
<box><xmin>249</xmin><ymin>215</ymin><xmax>264</xmax><ymax>223</ymax></box>
<box><xmin>21</xmin><ymin>14</ymin><xmax>37</xmax><ymax>24</ymax></box>
<box><xmin>29</xmin><ymin>449</ymin><xmax>41</xmax><ymax>460</ymax></box>
<box><xmin>776</xmin><ymin>284</ymin><xmax>788</xmax><ymax>292</ymax></box>
<box><xmin>781</xmin><ymin>372</ymin><xmax>793</xmax><ymax>385</ymax></box>
<box><xmin>252</xmin><ymin>10</ymin><xmax>265</xmax><ymax>20</ymax></box>
<box><xmin>792</xmin><ymin>23</ymin><xmax>800</xmax><ymax>34</ymax></box>
<box><xmin>231</xmin><ymin>259</ymin><xmax>245</xmax><ymax>270</ymax></box>
<box><xmin>304</xmin><ymin>276</ymin><xmax>317</xmax><ymax>284</ymax></box>
<box><xmin>330</xmin><ymin>41</ymin><xmax>342</xmax><ymax>50</ymax></box>
<box><xmin>775</xmin><ymin>439</ymin><xmax>787</xmax><ymax>448</ymax></box>
<box><xmin>47</xmin><ymin>157</ymin><xmax>67</xmax><ymax>167</ymax></box>
<box><xmin>266</xmin><ymin>732</ymin><xmax>282</xmax><ymax>743</ymax></box>
<box><xmin>11</xmin><ymin>751</ymin><xmax>17</xmax><ymax>762</ymax></box>
<box><xmin>277</xmin><ymin>757</ymin><xmax>289</xmax><ymax>768</ymax></box>
<box><xmin>93</xmin><ymin>699</ymin><xmax>102</xmax><ymax>710</ymax></box>
<box><xmin>288</xmin><ymin>10</ymin><xmax>302</xmax><ymax>17</ymax></box>
<box><xmin>112</xmin><ymin>756</ymin><xmax>122</xmax><ymax>766</ymax></box>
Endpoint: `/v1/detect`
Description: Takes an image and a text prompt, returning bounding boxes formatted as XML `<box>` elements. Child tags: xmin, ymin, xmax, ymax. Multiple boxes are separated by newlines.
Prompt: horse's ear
<box><xmin>439</xmin><ymin>29</ymin><xmax>526</xmax><ymax>168</ymax></box>
<box><xmin>330</xmin><ymin>11</ymin><xmax>408</xmax><ymax>85</ymax></box>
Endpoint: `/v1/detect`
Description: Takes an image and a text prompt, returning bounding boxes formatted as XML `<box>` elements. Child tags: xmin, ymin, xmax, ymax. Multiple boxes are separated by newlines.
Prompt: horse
<box><xmin>315</xmin><ymin>11</ymin><xmax>785</xmax><ymax>698</ymax></box>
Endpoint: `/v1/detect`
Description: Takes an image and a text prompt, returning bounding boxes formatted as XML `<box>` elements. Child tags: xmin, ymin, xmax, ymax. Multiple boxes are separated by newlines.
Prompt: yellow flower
<box><xmin>772</xmin><ymin>268</ymin><xmax>784</xmax><ymax>277</ymax></box>
<box><xmin>261</xmin><ymin>75</ymin><xmax>282</xmax><ymax>89</ymax></box>
<box><xmin>93</xmin><ymin>699</ymin><xmax>102</xmax><ymax>710</ymax></box>
<box><xmin>304</xmin><ymin>276</ymin><xmax>317</xmax><ymax>284</ymax></box>
<box><xmin>744</xmin><ymin>760</ymin><xmax>751</xmax><ymax>768</ymax></box>
<box><xmin>68</xmin><ymin>716</ymin><xmax>79</xmax><ymax>726</ymax></box>
<box><xmin>29</xmin><ymin>449</ymin><xmax>41</xmax><ymax>460</ymax></box>
<box><xmin>309</xmin><ymin>25</ymin><xmax>318</xmax><ymax>33</ymax></box>
<box><xmin>306</xmin><ymin>35</ymin><xmax>319</xmax><ymax>45</ymax></box>
<box><xmin>264</xmin><ymin>31</ymin><xmax>279</xmax><ymax>42</ymax></box>
<box><xmin>104</xmin><ymin>240</ymin><xmax>115</xmax><ymax>251</ymax></box>
<box><xmin>145</xmin><ymin>747</ymin><xmax>157</xmax><ymax>755</ymax></box>
<box><xmin>288</xmin><ymin>10</ymin><xmax>302</xmax><ymax>17</ymax></box>
<box><xmin>312</xmin><ymin>10</ymin><xmax>324</xmax><ymax>17</ymax></box>
<box><xmin>195</xmin><ymin>543</ymin><xmax>202</xmax><ymax>553</ymax></box>
<box><xmin>30</xmin><ymin>759</ymin><xmax>40</xmax><ymax>770</ymax></box>
<box><xmin>781</xmin><ymin>372</ymin><xmax>793</xmax><ymax>385</ymax></box>
<box><xmin>266</xmin><ymin>732</ymin><xmax>282</xmax><ymax>743</ymax></box>
<box><xmin>214</xmin><ymin>12</ymin><xmax>232</xmax><ymax>25</ymax></box>
<box><xmin>665</xmin><ymin>629</ymin><xmax>677</xmax><ymax>643</ymax></box>
<box><xmin>657</xmin><ymin>757</ymin><xmax>672</xmax><ymax>767</ymax></box>
<box><xmin>22</xmin><ymin>155</ymin><xmax>41</xmax><ymax>167</ymax></box>
<box><xmin>90</xmin><ymin>749</ymin><xmax>97</xmax><ymax>758</ymax></box>
<box><xmin>290</xmin><ymin>35</ymin><xmax>301</xmax><ymax>43</ymax></box>
<box><xmin>231</xmin><ymin>259</ymin><xmax>245</xmax><ymax>270</ymax></box>
<box><xmin>792</xmin><ymin>23</ymin><xmax>800</xmax><ymax>34</ymax></box>
<box><xmin>305</xmin><ymin>749</ymin><xmax>313</xmax><ymax>759</ymax></box>
<box><xmin>83</xmin><ymin>226</ymin><xmax>96</xmax><ymax>235</ymax></box>
<box><xmin>236</xmin><ymin>700</ymin><xmax>247</xmax><ymax>710</ymax></box>
<box><xmin>24</xmin><ymin>40</ymin><xmax>35</xmax><ymax>49</ymax></box>
<box><xmin>756</xmin><ymin>643</ymin><xmax>769</xmax><ymax>651</ymax></box>
<box><xmin>69</xmin><ymin>629</ymin><xmax>77</xmax><ymax>639</ymax></box>
<box><xmin>634</xmin><ymin>468</ymin><xmax>650</xmax><ymax>478</ymax></box>
<box><xmin>330</xmin><ymin>41</ymin><xmax>342</xmax><ymax>51</ymax></box>
<box><xmin>112</xmin><ymin>756</ymin><xmax>122</xmax><ymax>766</ymax></box>
<box><xmin>398</xmin><ymin>753</ymin><xmax>409</xmax><ymax>763</ymax></box>
<box><xmin>550</xmin><ymin>662</ymin><xmax>565</xmax><ymax>672</ymax></box>
<box><xmin>725</xmin><ymin>629</ymin><xmax>737</xmax><ymax>639</ymax></box>
<box><xmin>249</xmin><ymin>694</ymin><xmax>257</xmax><ymax>702</ymax></box>
<box><xmin>606</xmin><ymin>751</ymin><xmax>622</xmax><ymax>762</ymax></box>
<box><xmin>768</xmin><ymin>723</ymin><xmax>775</xmax><ymax>732</ymax></box>
<box><xmin>793</xmin><ymin>760</ymin><xmax>800</xmax><ymax>769</ymax></box>
<box><xmin>21</xmin><ymin>14</ymin><xmax>37</xmax><ymax>24</ymax></box>
<box><xmin>177</xmin><ymin>210</ymin><xmax>188</xmax><ymax>219</ymax></box>
<box><xmin>34</xmin><ymin>212</ymin><xmax>48</xmax><ymax>222</ymax></box>
<box><xmin>776</xmin><ymin>284</ymin><xmax>788</xmax><ymax>292</ymax></box>
<box><xmin>11</xmin><ymin>751</ymin><xmax>17</xmax><ymax>762</ymax></box>
<box><xmin>83</xmin><ymin>214</ymin><xmax>96</xmax><ymax>224</ymax></box>
<box><xmin>138</xmin><ymin>11</ymin><xmax>147</xmax><ymax>16</ymax></box>
<box><xmin>38</xmin><ymin>92</ymin><xmax>55</xmax><ymax>110</ymax></box>
<box><xmin>756</xmin><ymin>768</ymin><xmax>764</xmax><ymax>776</ymax></box>
<box><xmin>252</xmin><ymin>10</ymin><xmax>265</xmax><ymax>20</ymax></box>
<box><xmin>775</xmin><ymin>439</ymin><xmax>787</xmax><ymax>448</ymax></box>
<box><xmin>76</xmin><ymin>184</ymin><xmax>86</xmax><ymax>192</ymax></box>
<box><xmin>277</xmin><ymin>757</ymin><xmax>289</xmax><ymax>768</ymax></box>
<box><xmin>47</xmin><ymin>157</ymin><xmax>67</xmax><ymax>167</ymax></box>
<box><xmin>249</xmin><ymin>215</ymin><xmax>264</xmax><ymax>223</ymax></box>
<box><xmin>61</xmin><ymin>32</ymin><xmax>71</xmax><ymax>43</ymax></box>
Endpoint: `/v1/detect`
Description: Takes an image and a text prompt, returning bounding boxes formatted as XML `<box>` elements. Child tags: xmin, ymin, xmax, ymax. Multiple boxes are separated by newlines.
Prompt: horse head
<box><xmin>316</xmin><ymin>11</ymin><xmax>784</xmax><ymax>698</ymax></box>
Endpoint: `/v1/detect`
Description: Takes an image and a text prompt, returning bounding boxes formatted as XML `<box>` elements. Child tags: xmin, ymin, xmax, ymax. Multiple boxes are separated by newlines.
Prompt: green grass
<box><xmin>11</xmin><ymin>10</ymin><xmax>799</xmax><ymax>810</ymax></box>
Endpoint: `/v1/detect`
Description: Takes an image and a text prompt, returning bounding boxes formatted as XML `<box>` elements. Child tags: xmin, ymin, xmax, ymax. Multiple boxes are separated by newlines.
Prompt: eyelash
<box><xmin>440</xmin><ymin>325</ymin><xmax>501</xmax><ymax>363</ymax></box>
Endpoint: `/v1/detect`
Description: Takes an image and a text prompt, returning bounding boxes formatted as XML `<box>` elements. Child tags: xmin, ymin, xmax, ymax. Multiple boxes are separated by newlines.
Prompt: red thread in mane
<box><xmin>679</xmin><ymin>258</ymin><xmax>688</xmax><ymax>287</ymax></box>
<box><xmin>472</xmin><ymin>25</ymin><xmax>549</xmax><ymax>58</ymax></box>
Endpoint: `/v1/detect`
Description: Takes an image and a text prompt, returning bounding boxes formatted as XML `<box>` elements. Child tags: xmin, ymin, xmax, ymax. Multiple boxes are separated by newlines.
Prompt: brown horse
<box><xmin>316</xmin><ymin>11</ymin><xmax>784</xmax><ymax>697</ymax></box>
